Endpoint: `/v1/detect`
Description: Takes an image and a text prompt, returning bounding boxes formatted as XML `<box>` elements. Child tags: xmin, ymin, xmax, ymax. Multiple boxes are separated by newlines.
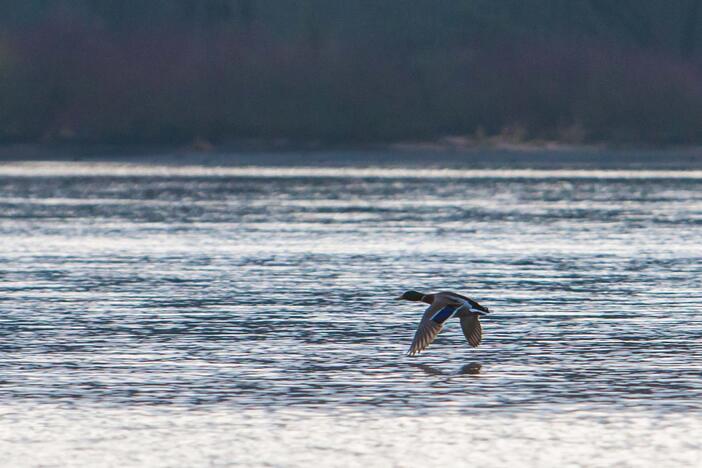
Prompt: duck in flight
<box><xmin>397</xmin><ymin>290</ymin><xmax>490</xmax><ymax>356</ymax></box>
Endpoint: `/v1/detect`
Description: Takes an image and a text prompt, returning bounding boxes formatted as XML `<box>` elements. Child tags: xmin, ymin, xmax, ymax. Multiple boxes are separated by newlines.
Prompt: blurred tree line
<box><xmin>0</xmin><ymin>0</ymin><xmax>701</xmax><ymax>145</ymax></box>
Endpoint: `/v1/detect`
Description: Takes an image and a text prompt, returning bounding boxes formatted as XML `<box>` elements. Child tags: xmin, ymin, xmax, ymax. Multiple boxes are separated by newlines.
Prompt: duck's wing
<box><xmin>442</xmin><ymin>292</ymin><xmax>490</xmax><ymax>315</ymax></box>
<box><xmin>460</xmin><ymin>314</ymin><xmax>482</xmax><ymax>347</ymax></box>
<box><xmin>407</xmin><ymin>302</ymin><xmax>457</xmax><ymax>356</ymax></box>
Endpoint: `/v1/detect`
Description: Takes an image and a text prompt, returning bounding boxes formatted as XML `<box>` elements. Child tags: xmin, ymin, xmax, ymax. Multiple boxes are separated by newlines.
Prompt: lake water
<box><xmin>1</xmin><ymin>158</ymin><xmax>701</xmax><ymax>467</ymax></box>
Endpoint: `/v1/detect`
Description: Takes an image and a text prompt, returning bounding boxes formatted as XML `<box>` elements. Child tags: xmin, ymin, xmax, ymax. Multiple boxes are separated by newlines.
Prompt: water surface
<box><xmin>1</xmin><ymin>160</ymin><xmax>701</xmax><ymax>466</ymax></box>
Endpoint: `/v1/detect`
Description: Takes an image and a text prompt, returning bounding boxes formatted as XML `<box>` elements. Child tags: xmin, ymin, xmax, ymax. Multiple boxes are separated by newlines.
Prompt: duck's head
<box><xmin>396</xmin><ymin>290</ymin><xmax>425</xmax><ymax>301</ymax></box>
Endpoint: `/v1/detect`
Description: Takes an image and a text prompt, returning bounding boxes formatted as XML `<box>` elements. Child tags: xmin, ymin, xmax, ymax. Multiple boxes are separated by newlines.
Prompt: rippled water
<box><xmin>1</xmin><ymin>160</ymin><xmax>701</xmax><ymax>466</ymax></box>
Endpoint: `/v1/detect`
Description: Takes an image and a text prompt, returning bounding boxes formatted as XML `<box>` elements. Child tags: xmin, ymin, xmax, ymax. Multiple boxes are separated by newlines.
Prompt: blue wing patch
<box><xmin>431</xmin><ymin>306</ymin><xmax>456</xmax><ymax>324</ymax></box>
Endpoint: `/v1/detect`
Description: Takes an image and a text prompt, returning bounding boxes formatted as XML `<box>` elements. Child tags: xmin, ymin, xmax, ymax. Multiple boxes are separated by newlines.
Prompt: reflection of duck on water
<box><xmin>397</xmin><ymin>290</ymin><xmax>490</xmax><ymax>356</ymax></box>
<box><xmin>410</xmin><ymin>362</ymin><xmax>482</xmax><ymax>376</ymax></box>
<box><xmin>457</xmin><ymin>362</ymin><xmax>482</xmax><ymax>374</ymax></box>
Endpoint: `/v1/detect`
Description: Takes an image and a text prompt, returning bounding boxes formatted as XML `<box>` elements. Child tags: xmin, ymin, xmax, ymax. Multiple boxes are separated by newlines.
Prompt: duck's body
<box><xmin>398</xmin><ymin>290</ymin><xmax>490</xmax><ymax>356</ymax></box>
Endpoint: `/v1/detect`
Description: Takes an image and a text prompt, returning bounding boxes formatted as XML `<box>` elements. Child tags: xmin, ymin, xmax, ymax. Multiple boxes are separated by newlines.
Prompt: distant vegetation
<box><xmin>0</xmin><ymin>0</ymin><xmax>701</xmax><ymax>146</ymax></box>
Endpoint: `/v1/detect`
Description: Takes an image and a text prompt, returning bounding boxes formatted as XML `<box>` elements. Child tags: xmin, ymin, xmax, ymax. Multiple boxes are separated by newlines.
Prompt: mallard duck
<box><xmin>397</xmin><ymin>290</ymin><xmax>490</xmax><ymax>356</ymax></box>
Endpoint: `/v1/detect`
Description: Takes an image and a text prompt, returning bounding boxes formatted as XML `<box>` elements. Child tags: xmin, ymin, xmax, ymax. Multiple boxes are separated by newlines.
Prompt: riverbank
<box><xmin>1</xmin><ymin>141</ymin><xmax>702</xmax><ymax>170</ymax></box>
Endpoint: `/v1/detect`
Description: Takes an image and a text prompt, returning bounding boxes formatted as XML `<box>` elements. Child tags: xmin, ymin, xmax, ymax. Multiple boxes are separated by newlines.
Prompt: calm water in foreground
<box><xmin>1</xmin><ymin>159</ymin><xmax>701</xmax><ymax>467</ymax></box>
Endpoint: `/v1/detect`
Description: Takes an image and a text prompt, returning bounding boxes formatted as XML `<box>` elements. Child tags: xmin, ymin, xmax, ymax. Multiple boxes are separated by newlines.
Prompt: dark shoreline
<box><xmin>1</xmin><ymin>141</ymin><xmax>702</xmax><ymax>170</ymax></box>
